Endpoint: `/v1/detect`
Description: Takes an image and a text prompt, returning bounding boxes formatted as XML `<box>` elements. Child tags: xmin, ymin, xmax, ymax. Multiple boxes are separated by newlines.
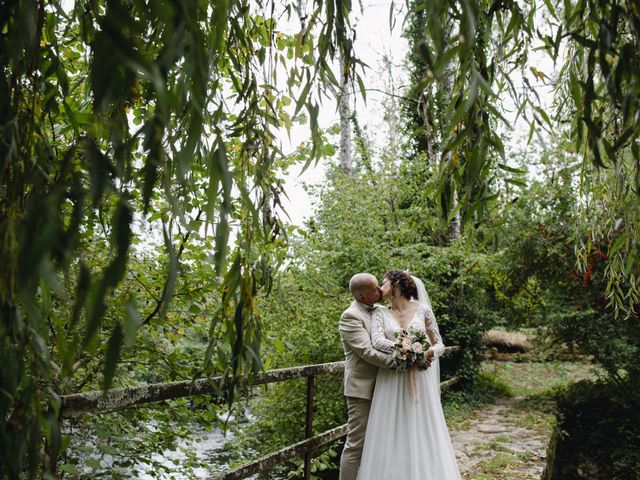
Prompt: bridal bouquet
<box><xmin>391</xmin><ymin>329</ymin><xmax>430</xmax><ymax>371</ymax></box>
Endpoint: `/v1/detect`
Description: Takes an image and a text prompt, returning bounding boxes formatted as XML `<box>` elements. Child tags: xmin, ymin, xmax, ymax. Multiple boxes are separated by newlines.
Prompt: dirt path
<box><xmin>450</xmin><ymin>397</ymin><xmax>552</xmax><ymax>479</ymax></box>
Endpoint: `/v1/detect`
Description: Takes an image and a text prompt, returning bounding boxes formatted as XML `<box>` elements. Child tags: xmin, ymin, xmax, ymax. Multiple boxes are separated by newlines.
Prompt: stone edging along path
<box><xmin>450</xmin><ymin>397</ymin><xmax>552</xmax><ymax>479</ymax></box>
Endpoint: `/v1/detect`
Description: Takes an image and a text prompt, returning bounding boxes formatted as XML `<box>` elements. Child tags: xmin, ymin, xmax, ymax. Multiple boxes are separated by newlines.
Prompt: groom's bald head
<box><xmin>349</xmin><ymin>273</ymin><xmax>381</xmax><ymax>305</ymax></box>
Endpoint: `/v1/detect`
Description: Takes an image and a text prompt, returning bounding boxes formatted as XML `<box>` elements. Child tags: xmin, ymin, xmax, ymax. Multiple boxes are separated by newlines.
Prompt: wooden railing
<box><xmin>59</xmin><ymin>346</ymin><xmax>461</xmax><ymax>479</ymax></box>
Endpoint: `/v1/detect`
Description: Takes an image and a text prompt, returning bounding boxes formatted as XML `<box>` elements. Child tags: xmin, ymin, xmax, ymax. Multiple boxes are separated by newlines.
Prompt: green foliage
<box><xmin>485</xmin><ymin>149</ymin><xmax>581</xmax><ymax>327</ymax></box>
<box><xmin>4</xmin><ymin>0</ymin><xmax>640</xmax><ymax>477</ymax></box>
<box><xmin>402</xmin><ymin>0</ymin><xmax>640</xmax><ymax>324</ymax></box>
<box><xmin>230</xmin><ymin>266</ymin><xmax>348</xmax><ymax>466</ymax></box>
<box><xmin>402</xmin><ymin>0</ymin><xmax>534</xmax><ymax>229</ymax></box>
<box><xmin>229</xmin><ymin>0</ymin><xmax>640</xmax><ymax>473</ymax></box>
<box><xmin>486</xmin><ymin>144</ymin><xmax>640</xmax><ymax>386</ymax></box>
<box><xmin>0</xmin><ymin>1</ymin><xmax>359</xmax><ymax>477</ymax></box>
<box><xmin>545</xmin><ymin>380</ymin><xmax>640</xmax><ymax>479</ymax></box>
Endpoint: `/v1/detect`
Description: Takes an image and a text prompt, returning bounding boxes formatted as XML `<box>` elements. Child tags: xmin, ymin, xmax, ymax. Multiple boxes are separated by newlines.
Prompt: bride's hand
<box><xmin>415</xmin><ymin>356</ymin><xmax>432</xmax><ymax>371</ymax></box>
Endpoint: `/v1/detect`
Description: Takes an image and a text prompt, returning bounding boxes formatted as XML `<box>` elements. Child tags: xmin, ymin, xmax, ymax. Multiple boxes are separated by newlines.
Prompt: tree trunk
<box><xmin>438</xmin><ymin>38</ymin><xmax>461</xmax><ymax>245</ymax></box>
<box><xmin>449</xmin><ymin>189</ymin><xmax>461</xmax><ymax>244</ymax></box>
<box><xmin>338</xmin><ymin>55</ymin><xmax>353</xmax><ymax>175</ymax></box>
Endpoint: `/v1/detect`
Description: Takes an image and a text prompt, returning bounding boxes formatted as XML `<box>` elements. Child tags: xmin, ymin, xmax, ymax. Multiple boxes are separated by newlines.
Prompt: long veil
<box><xmin>411</xmin><ymin>275</ymin><xmax>441</xmax><ymax>395</ymax></box>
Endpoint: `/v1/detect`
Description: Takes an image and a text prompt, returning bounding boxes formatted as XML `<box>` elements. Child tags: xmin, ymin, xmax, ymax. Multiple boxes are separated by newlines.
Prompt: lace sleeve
<box><xmin>423</xmin><ymin>305</ymin><xmax>445</xmax><ymax>358</ymax></box>
<box><xmin>371</xmin><ymin>309</ymin><xmax>395</xmax><ymax>353</ymax></box>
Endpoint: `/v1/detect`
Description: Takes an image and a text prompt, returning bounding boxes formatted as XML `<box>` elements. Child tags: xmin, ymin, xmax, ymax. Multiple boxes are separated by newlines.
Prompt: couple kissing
<box><xmin>338</xmin><ymin>269</ymin><xmax>461</xmax><ymax>480</ymax></box>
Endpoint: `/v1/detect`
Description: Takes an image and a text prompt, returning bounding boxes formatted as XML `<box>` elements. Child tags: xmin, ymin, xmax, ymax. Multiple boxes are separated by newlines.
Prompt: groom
<box><xmin>338</xmin><ymin>273</ymin><xmax>395</xmax><ymax>480</ymax></box>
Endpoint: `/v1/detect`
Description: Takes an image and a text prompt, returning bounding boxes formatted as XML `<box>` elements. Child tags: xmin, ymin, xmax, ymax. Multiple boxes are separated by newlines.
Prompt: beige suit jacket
<box><xmin>339</xmin><ymin>300</ymin><xmax>393</xmax><ymax>399</ymax></box>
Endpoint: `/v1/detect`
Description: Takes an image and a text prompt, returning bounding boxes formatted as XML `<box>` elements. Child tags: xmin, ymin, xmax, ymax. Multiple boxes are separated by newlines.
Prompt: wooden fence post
<box><xmin>304</xmin><ymin>375</ymin><xmax>315</xmax><ymax>480</ymax></box>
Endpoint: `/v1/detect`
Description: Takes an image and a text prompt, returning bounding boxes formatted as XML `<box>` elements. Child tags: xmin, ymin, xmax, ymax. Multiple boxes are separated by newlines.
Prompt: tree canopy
<box><xmin>2</xmin><ymin>0</ymin><xmax>640</xmax><ymax>477</ymax></box>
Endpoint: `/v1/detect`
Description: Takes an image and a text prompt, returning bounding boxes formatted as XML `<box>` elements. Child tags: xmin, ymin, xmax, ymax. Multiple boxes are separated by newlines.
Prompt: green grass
<box><xmin>446</xmin><ymin>359</ymin><xmax>601</xmax><ymax>479</ymax></box>
<box><xmin>471</xmin><ymin>451</ymin><xmax>533</xmax><ymax>477</ymax></box>
<box><xmin>471</xmin><ymin>441</ymin><xmax>514</xmax><ymax>455</ymax></box>
<box><xmin>481</xmin><ymin>360</ymin><xmax>600</xmax><ymax>397</ymax></box>
<box><xmin>444</xmin><ymin>360</ymin><xmax>597</xmax><ymax>429</ymax></box>
<box><xmin>481</xmin><ymin>360</ymin><xmax>598</xmax><ymax>436</ymax></box>
<box><xmin>504</xmin><ymin>402</ymin><xmax>555</xmax><ymax>436</ymax></box>
<box><xmin>443</xmin><ymin>371</ymin><xmax>511</xmax><ymax>429</ymax></box>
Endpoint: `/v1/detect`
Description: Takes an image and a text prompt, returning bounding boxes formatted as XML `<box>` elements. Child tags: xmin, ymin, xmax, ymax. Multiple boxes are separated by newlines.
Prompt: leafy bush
<box><xmin>544</xmin><ymin>380</ymin><xmax>640</xmax><ymax>479</ymax></box>
<box><xmin>487</xmin><ymin>159</ymin><xmax>640</xmax><ymax>386</ymax></box>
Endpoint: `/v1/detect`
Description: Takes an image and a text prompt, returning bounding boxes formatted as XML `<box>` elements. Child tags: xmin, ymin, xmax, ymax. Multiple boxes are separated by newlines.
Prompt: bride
<box><xmin>358</xmin><ymin>269</ymin><xmax>461</xmax><ymax>479</ymax></box>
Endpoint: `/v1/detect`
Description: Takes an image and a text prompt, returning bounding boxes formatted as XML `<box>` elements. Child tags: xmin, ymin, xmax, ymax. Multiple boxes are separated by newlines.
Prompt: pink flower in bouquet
<box><xmin>402</xmin><ymin>338</ymin><xmax>413</xmax><ymax>350</ymax></box>
<box><xmin>411</xmin><ymin>342</ymin><xmax>424</xmax><ymax>354</ymax></box>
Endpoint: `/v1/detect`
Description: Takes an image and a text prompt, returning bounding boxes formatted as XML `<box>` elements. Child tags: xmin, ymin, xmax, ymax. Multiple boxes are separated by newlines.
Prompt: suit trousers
<box><xmin>339</xmin><ymin>396</ymin><xmax>372</xmax><ymax>480</ymax></box>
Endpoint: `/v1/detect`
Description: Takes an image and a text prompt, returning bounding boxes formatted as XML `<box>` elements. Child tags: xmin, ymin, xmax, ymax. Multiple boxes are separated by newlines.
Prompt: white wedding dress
<box><xmin>358</xmin><ymin>281</ymin><xmax>461</xmax><ymax>480</ymax></box>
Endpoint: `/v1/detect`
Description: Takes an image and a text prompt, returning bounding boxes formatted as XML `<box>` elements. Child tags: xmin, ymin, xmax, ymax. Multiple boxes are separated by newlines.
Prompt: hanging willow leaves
<box><xmin>400</xmin><ymin>0</ymin><xmax>640</xmax><ymax>407</ymax></box>
<box><xmin>0</xmin><ymin>0</ymin><xmax>356</xmax><ymax>476</ymax></box>
<box><xmin>404</xmin><ymin>0</ymin><xmax>640</xmax><ymax>312</ymax></box>
<box><xmin>403</xmin><ymin>0</ymin><xmax>534</xmax><ymax>236</ymax></box>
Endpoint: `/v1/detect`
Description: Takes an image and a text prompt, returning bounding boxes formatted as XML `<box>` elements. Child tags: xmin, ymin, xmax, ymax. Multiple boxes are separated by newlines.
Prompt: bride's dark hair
<box><xmin>384</xmin><ymin>269</ymin><xmax>418</xmax><ymax>300</ymax></box>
